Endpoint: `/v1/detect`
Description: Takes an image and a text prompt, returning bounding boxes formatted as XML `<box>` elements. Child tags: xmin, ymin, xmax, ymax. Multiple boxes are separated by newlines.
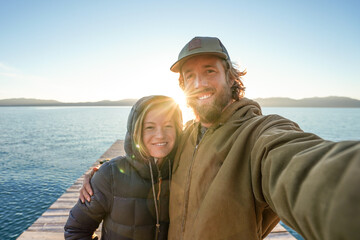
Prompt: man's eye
<box><xmin>185</xmin><ymin>74</ymin><xmax>193</xmax><ymax>80</ymax></box>
<box><xmin>207</xmin><ymin>69</ymin><xmax>215</xmax><ymax>73</ymax></box>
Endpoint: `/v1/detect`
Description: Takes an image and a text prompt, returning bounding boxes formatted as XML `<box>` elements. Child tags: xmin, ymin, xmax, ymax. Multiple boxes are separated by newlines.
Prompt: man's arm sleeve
<box><xmin>251</xmin><ymin>115</ymin><xmax>360</xmax><ymax>240</ymax></box>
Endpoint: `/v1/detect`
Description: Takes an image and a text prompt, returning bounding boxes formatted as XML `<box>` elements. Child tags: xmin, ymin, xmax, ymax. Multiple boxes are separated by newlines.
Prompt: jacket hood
<box><xmin>124</xmin><ymin>95</ymin><xmax>154</xmax><ymax>162</ymax></box>
<box><xmin>219</xmin><ymin>97</ymin><xmax>262</xmax><ymax>125</ymax></box>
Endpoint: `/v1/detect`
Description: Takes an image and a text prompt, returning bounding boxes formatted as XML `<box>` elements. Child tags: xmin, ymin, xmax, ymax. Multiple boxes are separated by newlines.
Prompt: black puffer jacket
<box><xmin>65</xmin><ymin>96</ymin><xmax>177</xmax><ymax>240</ymax></box>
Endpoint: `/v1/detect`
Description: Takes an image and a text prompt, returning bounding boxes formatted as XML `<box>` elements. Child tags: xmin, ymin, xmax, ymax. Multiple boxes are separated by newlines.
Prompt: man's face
<box><xmin>181</xmin><ymin>55</ymin><xmax>234</xmax><ymax>127</ymax></box>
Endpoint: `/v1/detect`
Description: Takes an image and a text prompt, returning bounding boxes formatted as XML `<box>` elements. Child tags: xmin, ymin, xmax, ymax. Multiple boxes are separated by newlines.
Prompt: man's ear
<box><xmin>227</xmin><ymin>74</ymin><xmax>235</xmax><ymax>86</ymax></box>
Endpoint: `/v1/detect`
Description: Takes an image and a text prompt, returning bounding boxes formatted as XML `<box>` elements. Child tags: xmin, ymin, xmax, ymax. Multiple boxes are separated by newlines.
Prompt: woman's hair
<box><xmin>178</xmin><ymin>58</ymin><xmax>246</xmax><ymax>100</ymax></box>
<box><xmin>133</xmin><ymin>96</ymin><xmax>183</xmax><ymax>160</ymax></box>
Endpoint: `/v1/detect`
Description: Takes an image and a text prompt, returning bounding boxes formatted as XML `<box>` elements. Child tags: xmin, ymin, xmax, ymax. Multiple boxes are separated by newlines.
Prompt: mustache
<box><xmin>184</xmin><ymin>87</ymin><xmax>214</xmax><ymax>99</ymax></box>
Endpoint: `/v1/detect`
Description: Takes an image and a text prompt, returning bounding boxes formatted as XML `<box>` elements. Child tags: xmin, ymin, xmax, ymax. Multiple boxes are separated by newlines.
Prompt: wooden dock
<box><xmin>17</xmin><ymin>139</ymin><xmax>296</xmax><ymax>239</ymax></box>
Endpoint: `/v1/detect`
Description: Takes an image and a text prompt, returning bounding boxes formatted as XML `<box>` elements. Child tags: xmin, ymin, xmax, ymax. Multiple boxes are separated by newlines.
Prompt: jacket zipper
<box><xmin>150</xmin><ymin>161</ymin><xmax>162</xmax><ymax>240</ymax></box>
<box><xmin>180</xmin><ymin>128</ymin><xmax>208</xmax><ymax>239</ymax></box>
<box><xmin>156</xmin><ymin>163</ymin><xmax>163</xmax><ymax>240</ymax></box>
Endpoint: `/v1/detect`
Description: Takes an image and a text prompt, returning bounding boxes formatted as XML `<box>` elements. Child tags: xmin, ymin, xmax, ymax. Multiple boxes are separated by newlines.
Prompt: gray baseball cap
<box><xmin>170</xmin><ymin>36</ymin><xmax>231</xmax><ymax>73</ymax></box>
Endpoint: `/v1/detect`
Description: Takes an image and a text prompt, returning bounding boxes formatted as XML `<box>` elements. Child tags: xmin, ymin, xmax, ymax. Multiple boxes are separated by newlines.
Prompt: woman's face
<box><xmin>142</xmin><ymin>107</ymin><xmax>176</xmax><ymax>163</ymax></box>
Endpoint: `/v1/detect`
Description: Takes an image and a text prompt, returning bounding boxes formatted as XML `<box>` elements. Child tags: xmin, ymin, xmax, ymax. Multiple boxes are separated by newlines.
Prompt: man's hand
<box><xmin>79</xmin><ymin>166</ymin><xmax>98</xmax><ymax>203</ymax></box>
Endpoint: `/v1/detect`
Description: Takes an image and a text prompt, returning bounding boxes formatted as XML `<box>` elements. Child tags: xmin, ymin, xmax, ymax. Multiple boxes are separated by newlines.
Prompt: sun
<box><xmin>170</xmin><ymin>89</ymin><xmax>195</xmax><ymax>124</ymax></box>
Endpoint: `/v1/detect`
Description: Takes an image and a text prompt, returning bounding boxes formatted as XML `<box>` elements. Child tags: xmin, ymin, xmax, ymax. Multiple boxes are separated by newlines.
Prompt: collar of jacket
<box><xmin>192</xmin><ymin>97</ymin><xmax>262</xmax><ymax>131</ymax></box>
<box><xmin>125</xmin><ymin>156</ymin><xmax>171</xmax><ymax>181</ymax></box>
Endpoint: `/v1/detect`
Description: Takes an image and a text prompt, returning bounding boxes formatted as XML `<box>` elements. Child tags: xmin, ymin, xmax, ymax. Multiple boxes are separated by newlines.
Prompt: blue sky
<box><xmin>1</xmin><ymin>0</ymin><xmax>359</xmax><ymax>104</ymax></box>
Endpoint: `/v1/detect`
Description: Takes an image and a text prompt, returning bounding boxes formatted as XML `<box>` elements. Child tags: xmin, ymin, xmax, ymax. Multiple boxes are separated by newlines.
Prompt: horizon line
<box><xmin>1</xmin><ymin>95</ymin><xmax>360</xmax><ymax>102</ymax></box>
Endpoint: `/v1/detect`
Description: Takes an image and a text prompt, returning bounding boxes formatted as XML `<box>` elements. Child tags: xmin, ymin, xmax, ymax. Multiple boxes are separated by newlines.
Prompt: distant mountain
<box><xmin>254</xmin><ymin>96</ymin><xmax>360</xmax><ymax>108</ymax></box>
<box><xmin>0</xmin><ymin>98</ymin><xmax>138</xmax><ymax>106</ymax></box>
<box><xmin>1</xmin><ymin>96</ymin><xmax>360</xmax><ymax>107</ymax></box>
<box><xmin>0</xmin><ymin>98</ymin><xmax>61</xmax><ymax>105</ymax></box>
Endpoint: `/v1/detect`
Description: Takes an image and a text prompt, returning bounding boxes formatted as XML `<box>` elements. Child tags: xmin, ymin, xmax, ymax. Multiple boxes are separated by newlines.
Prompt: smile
<box><xmin>153</xmin><ymin>142</ymin><xmax>167</xmax><ymax>146</ymax></box>
<box><xmin>198</xmin><ymin>93</ymin><xmax>212</xmax><ymax>100</ymax></box>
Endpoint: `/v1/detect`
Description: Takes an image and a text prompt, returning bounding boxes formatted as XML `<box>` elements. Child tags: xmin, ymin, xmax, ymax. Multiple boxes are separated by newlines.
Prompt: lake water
<box><xmin>0</xmin><ymin>107</ymin><xmax>359</xmax><ymax>239</ymax></box>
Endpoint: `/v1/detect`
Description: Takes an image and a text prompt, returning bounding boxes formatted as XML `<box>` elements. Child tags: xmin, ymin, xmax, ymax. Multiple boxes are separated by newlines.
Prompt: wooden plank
<box><xmin>265</xmin><ymin>232</ymin><xmax>298</xmax><ymax>239</ymax></box>
<box><xmin>265</xmin><ymin>223</ymin><xmax>297</xmax><ymax>239</ymax></box>
<box><xmin>18</xmin><ymin>139</ymin><xmax>296</xmax><ymax>239</ymax></box>
<box><xmin>17</xmin><ymin>232</ymin><xmax>67</xmax><ymax>240</ymax></box>
<box><xmin>271</xmin><ymin>223</ymin><xmax>289</xmax><ymax>233</ymax></box>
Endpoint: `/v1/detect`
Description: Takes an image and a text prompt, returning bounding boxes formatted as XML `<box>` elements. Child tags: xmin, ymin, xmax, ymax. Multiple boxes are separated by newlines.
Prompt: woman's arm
<box><xmin>65</xmin><ymin>162</ymin><xmax>113</xmax><ymax>239</ymax></box>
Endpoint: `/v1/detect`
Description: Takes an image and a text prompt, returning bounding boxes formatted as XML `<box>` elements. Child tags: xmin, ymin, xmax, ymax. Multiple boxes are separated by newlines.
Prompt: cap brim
<box><xmin>170</xmin><ymin>52</ymin><xmax>228</xmax><ymax>73</ymax></box>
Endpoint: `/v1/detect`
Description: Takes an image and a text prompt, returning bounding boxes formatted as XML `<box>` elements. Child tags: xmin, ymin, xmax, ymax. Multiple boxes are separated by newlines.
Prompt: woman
<box><xmin>64</xmin><ymin>95</ymin><xmax>183</xmax><ymax>240</ymax></box>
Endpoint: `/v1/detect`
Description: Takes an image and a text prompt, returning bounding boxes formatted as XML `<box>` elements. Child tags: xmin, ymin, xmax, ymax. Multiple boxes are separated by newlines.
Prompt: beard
<box><xmin>187</xmin><ymin>87</ymin><xmax>232</xmax><ymax>125</ymax></box>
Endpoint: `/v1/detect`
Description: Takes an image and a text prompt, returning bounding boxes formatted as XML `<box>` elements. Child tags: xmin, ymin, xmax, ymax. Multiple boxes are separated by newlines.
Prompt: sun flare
<box><xmin>170</xmin><ymin>90</ymin><xmax>195</xmax><ymax>125</ymax></box>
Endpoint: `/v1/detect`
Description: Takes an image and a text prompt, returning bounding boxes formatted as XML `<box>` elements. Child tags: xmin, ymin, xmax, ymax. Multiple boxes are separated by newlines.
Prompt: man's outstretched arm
<box><xmin>251</xmin><ymin>116</ymin><xmax>360</xmax><ymax>240</ymax></box>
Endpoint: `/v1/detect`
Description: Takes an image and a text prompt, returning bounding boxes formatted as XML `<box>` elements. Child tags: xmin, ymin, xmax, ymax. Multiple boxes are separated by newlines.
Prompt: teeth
<box><xmin>198</xmin><ymin>94</ymin><xmax>212</xmax><ymax>100</ymax></box>
<box><xmin>155</xmin><ymin>143</ymin><xmax>166</xmax><ymax>146</ymax></box>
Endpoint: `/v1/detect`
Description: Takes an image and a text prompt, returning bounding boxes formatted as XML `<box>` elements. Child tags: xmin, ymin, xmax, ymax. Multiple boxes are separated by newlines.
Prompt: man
<box><xmin>81</xmin><ymin>37</ymin><xmax>360</xmax><ymax>239</ymax></box>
